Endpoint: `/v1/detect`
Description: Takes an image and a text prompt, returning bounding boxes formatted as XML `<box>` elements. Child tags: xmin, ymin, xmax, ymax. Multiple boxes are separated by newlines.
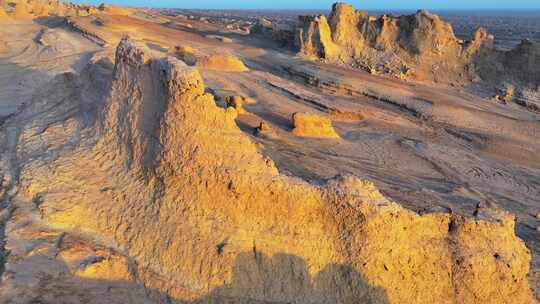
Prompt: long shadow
<box><xmin>201</xmin><ymin>251</ymin><xmax>389</xmax><ymax>304</ymax></box>
<box><xmin>3</xmin><ymin>250</ymin><xmax>389</xmax><ymax>304</ymax></box>
<box><xmin>32</xmin><ymin>15</ymin><xmax>68</xmax><ymax>28</ymax></box>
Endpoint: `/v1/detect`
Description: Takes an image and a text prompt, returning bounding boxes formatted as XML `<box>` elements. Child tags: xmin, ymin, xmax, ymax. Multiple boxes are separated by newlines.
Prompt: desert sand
<box><xmin>0</xmin><ymin>1</ymin><xmax>539</xmax><ymax>303</ymax></box>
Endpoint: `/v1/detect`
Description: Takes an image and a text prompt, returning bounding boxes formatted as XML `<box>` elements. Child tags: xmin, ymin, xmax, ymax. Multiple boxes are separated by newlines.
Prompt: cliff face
<box><xmin>0</xmin><ymin>37</ymin><xmax>536</xmax><ymax>303</ymax></box>
<box><xmin>296</xmin><ymin>2</ymin><xmax>540</xmax><ymax>89</ymax></box>
<box><xmin>252</xmin><ymin>18</ymin><xmax>297</xmax><ymax>47</ymax></box>
<box><xmin>296</xmin><ymin>15</ymin><xmax>340</xmax><ymax>60</ymax></box>
<box><xmin>502</xmin><ymin>40</ymin><xmax>540</xmax><ymax>85</ymax></box>
<box><xmin>396</xmin><ymin>10</ymin><xmax>462</xmax><ymax>58</ymax></box>
<box><xmin>327</xmin><ymin>3</ymin><xmax>367</xmax><ymax>58</ymax></box>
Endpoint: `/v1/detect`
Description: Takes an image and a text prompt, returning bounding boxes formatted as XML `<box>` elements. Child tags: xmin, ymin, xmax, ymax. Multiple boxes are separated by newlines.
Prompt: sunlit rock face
<box><xmin>296</xmin><ymin>15</ymin><xmax>340</xmax><ymax>60</ymax></box>
<box><xmin>0</xmin><ymin>37</ymin><xmax>535</xmax><ymax>304</ymax></box>
<box><xmin>295</xmin><ymin>2</ymin><xmax>540</xmax><ymax>89</ymax></box>
<box><xmin>291</xmin><ymin>112</ymin><xmax>340</xmax><ymax>138</ymax></box>
<box><xmin>297</xmin><ymin>3</ymin><xmax>463</xmax><ymax>62</ymax></box>
<box><xmin>1</xmin><ymin>0</ymin><xmax>131</xmax><ymax>20</ymax></box>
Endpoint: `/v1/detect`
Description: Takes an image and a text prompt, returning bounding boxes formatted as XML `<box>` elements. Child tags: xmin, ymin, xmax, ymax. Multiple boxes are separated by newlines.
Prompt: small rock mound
<box><xmin>171</xmin><ymin>45</ymin><xmax>197</xmax><ymax>66</ymax></box>
<box><xmin>291</xmin><ymin>112</ymin><xmax>340</xmax><ymax>138</ymax></box>
<box><xmin>196</xmin><ymin>54</ymin><xmax>249</xmax><ymax>72</ymax></box>
<box><xmin>206</xmin><ymin>35</ymin><xmax>234</xmax><ymax>43</ymax></box>
<box><xmin>97</xmin><ymin>3</ymin><xmax>132</xmax><ymax>15</ymax></box>
<box><xmin>495</xmin><ymin>85</ymin><xmax>515</xmax><ymax>103</ymax></box>
<box><xmin>254</xmin><ymin>121</ymin><xmax>275</xmax><ymax>137</ymax></box>
<box><xmin>92</xmin><ymin>17</ymin><xmax>106</xmax><ymax>26</ymax></box>
<box><xmin>224</xmin><ymin>96</ymin><xmax>247</xmax><ymax>114</ymax></box>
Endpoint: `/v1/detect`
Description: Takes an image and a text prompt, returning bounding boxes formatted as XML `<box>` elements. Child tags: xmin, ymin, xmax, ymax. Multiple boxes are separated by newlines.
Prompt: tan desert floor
<box><xmin>1</xmin><ymin>12</ymin><xmax>540</xmax><ymax>296</ymax></box>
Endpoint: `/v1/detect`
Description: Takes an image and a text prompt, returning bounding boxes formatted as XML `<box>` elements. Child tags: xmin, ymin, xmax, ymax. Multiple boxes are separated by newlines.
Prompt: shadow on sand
<box><xmin>9</xmin><ymin>250</ymin><xmax>389</xmax><ymax>304</ymax></box>
<box><xmin>199</xmin><ymin>251</ymin><xmax>389</xmax><ymax>304</ymax></box>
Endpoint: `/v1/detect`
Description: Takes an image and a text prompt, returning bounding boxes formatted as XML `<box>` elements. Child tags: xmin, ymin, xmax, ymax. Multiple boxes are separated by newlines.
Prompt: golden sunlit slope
<box><xmin>0</xmin><ymin>38</ymin><xmax>535</xmax><ymax>304</ymax></box>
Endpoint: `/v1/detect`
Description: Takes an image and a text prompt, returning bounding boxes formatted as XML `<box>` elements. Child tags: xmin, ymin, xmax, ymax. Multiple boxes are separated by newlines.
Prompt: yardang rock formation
<box><xmin>296</xmin><ymin>2</ymin><xmax>540</xmax><ymax>90</ymax></box>
<box><xmin>0</xmin><ymin>37</ymin><xmax>536</xmax><ymax>304</ymax></box>
<box><xmin>0</xmin><ymin>1</ymin><xmax>539</xmax><ymax>303</ymax></box>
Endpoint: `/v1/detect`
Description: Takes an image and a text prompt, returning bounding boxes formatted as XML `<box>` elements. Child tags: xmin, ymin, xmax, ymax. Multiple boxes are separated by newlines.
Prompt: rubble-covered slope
<box><xmin>0</xmin><ymin>38</ymin><xmax>536</xmax><ymax>303</ymax></box>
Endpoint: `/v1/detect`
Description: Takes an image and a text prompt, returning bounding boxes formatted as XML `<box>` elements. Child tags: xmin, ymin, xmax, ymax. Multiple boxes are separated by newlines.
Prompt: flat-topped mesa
<box><xmin>291</xmin><ymin>112</ymin><xmax>340</xmax><ymax>138</ymax></box>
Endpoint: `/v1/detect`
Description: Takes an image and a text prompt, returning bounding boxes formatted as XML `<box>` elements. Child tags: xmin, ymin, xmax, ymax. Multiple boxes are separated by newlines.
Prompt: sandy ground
<box><xmin>0</xmin><ymin>18</ymin><xmax>99</xmax><ymax>118</ymax></box>
<box><xmin>1</xmin><ymin>11</ymin><xmax>539</xmax><ymax>296</ymax></box>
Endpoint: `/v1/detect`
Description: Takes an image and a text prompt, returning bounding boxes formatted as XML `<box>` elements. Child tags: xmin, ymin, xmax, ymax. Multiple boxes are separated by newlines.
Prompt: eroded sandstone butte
<box><xmin>0</xmin><ymin>37</ymin><xmax>536</xmax><ymax>303</ymax></box>
<box><xmin>295</xmin><ymin>2</ymin><xmax>540</xmax><ymax>90</ymax></box>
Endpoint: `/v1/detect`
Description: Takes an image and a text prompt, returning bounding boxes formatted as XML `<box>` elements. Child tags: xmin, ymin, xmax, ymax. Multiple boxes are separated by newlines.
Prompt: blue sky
<box><xmin>78</xmin><ymin>0</ymin><xmax>540</xmax><ymax>10</ymax></box>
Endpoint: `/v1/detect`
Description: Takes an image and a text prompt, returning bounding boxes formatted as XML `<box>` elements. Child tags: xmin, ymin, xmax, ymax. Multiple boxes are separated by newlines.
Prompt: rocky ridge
<box><xmin>0</xmin><ymin>0</ymin><xmax>133</xmax><ymax>20</ymax></box>
<box><xmin>295</xmin><ymin>2</ymin><xmax>540</xmax><ymax>94</ymax></box>
<box><xmin>0</xmin><ymin>37</ymin><xmax>536</xmax><ymax>303</ymax></box>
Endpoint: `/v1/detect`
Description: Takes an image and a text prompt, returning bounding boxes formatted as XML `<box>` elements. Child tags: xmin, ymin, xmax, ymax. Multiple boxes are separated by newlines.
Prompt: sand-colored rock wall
<box><xmin>296</xmin><ymin>15</ymin><xmax>340</xmax><ymax>60</ymax></box>
<box><xmin>295</xmin><ymin>2</ymin><xmax>540</xmax><ymax>89</ymax></box>
<box><xmin>0</xmin><ymin>38</ymin><xmax>536</xmax><ymax>303</ymax></box>
<box><xmin>297</xmin><ymin>3</ymin><xmax>463</xmax><ymax>62</ymax></box>
<box><xmin>328</xmin><ymin>2</ymin><xmax>369</xmax><ymax>58</ymax></box>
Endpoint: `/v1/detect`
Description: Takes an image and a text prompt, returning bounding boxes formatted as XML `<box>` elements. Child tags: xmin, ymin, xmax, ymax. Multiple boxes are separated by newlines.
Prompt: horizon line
<box><xmin>141</xmin><ymin>6</ymin><xmax>540</xmax><ymax>11</ymax></box>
